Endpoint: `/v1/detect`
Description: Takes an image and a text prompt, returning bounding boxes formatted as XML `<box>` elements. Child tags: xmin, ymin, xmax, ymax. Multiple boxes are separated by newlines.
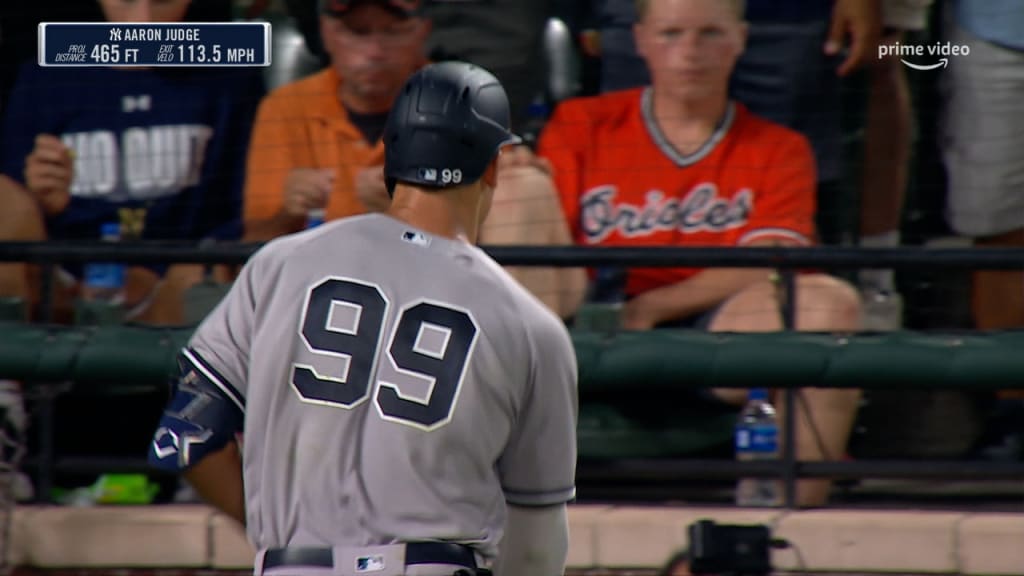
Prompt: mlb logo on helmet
<box><xmin>419</xmin><ymin>167</ymin><xmax>438</xmax><ymax>182</ymax></box>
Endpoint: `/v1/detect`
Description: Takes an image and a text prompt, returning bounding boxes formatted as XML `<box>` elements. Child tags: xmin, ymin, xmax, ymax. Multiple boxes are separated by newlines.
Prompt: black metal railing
<box><xmin>3</xmin><ymin>241</ymin><xmax>1023</xmax><ymax>507</ymax></box>
<box><xmin>4</xmin><ymin>240</ymin><xmax>1024</xmax><ymax>269</ymax></box>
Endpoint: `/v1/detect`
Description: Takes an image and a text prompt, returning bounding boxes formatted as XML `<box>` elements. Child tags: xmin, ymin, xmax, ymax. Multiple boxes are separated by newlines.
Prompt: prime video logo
<box><xmin>878</xmin><ymin>41</ymin><xmax>970</xmax><ymax>70</ymax></box>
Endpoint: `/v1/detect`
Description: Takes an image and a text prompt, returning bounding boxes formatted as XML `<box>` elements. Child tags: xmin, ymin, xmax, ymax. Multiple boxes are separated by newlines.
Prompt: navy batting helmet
<box><xmin>384</xmin><ymin>61</ymin><xmax>521</xmax><ymax>195</ymax></box>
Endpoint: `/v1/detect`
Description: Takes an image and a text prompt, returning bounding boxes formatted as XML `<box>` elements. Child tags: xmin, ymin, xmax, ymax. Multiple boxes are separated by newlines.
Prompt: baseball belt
<box><xmin>263</xmin><ymin>542</ymin><xmax>478</xmax><ymax>571</ymax></box>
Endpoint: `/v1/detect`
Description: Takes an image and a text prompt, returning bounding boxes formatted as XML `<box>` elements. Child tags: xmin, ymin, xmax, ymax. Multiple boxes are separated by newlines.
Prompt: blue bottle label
<box><xmin>84</xmin><ymin>263</ymin><xmax>125</xmax><ymax>289</ymax></box>
<box><xmin>736</xmin><ymin>424</ymin><xmax>778</xmax><ymax>453</ymax></box>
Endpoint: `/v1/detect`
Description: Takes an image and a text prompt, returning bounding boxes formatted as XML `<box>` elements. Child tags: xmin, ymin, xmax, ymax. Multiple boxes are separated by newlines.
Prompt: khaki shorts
<box><xmin>883</xmin><ymin>0</ymin><xmax>934</xmax><ymax>31</ymax></box>
<box><xmin>942</xmin><ymin>12</ymin><xmax>1024</xmax><ymax>237</ymax></box>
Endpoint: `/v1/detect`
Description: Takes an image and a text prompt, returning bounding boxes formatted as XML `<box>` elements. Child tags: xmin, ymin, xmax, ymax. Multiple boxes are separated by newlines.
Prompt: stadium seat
<box><xmin>263</xmin><ymin>13</ymin><xmax>323</xmax><ymax>91</ymax></box>
<box><xmin>182</xmin><ymin>274</ymin><xmax>231</xmax><ymax>326</ymax></box>
<box><xmin>0</xmin><ymin>297</ymin><xmax>27</xmax><ymax>323</ymax></box>
<box><xmin>72</xmin><ymin>299</ymin><xmax>125</xmax><ymax>327</ymax></box>
<box><xmin>543</xmin><ymin>16</ymin><xmax>580</xmax><ymax>103</ymax></box>
<box><xmin>579</xmin><ymin>403</ymin><xmax>735</xmax><ymax>460</ymax></box>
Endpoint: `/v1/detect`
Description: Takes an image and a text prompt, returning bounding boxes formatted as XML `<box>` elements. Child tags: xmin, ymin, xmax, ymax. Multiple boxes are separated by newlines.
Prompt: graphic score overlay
<box><xmin>38</xmin><ymin>22</ymin><xmax>272</xmax><ymax>67</ymax></box>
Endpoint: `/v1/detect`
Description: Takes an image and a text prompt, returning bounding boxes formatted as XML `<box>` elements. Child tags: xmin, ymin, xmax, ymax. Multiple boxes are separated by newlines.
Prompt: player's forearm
<box><xmin>493</xmin><ymin>504</ymin><xmax>569</xmax><ymax>576</ymax></box>
<box><xmin>636</xmin><ymin>267</ymin><xmax>776</xmax><ymax>324</ymax></box>
<box><xmin>183</xmin><ymin>441</ymin><xmax>246</xmax><ymax>526</ymax></box>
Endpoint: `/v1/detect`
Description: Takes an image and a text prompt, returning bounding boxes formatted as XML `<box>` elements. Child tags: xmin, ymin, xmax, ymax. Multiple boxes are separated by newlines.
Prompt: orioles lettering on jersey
<box><xmin>61</xmin><ymin>124</ymin><xmax>214</xmax><ymax>201</ymax></box>
<box><xmin>580</xmin><ymin>184</ymin><xmax>753</xmax><ymax>243</ymax></box>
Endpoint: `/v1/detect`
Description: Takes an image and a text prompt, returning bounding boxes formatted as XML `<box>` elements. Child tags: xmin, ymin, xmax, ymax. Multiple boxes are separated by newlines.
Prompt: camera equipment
<box><xmin>687</xmin><ymin>519</ymin><xmax>774</xmax><ymax>575</ymax></box>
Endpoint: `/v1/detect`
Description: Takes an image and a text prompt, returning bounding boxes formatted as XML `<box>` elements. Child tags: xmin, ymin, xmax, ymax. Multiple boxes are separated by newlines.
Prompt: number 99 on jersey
<box><xmin>39</xmin><ymin>22</ymin><xmax>271</xmax><ymax>67</ymax></box>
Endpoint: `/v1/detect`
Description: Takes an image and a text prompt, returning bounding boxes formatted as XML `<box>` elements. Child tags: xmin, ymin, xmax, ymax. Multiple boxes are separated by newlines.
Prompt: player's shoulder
<box><xmin>256</xmin><ymin>214</ymin><xmax>374</xmax><ymax>259</ymax></box>
<box><xmin>472</xmin><ymin>249</ymin><xmax>572</xmax><ymax>343</ymax></box>
<box><xmin>238</xmin><ymin>215</ymin><xmax>383</xmax><ymax>287</ymax></box>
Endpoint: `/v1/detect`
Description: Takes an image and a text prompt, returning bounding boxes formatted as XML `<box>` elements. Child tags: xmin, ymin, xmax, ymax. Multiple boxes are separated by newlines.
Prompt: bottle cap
<box><xmin>306</xmin><ymin>208</ymin><xmax>326</xmax><ymax>229</ymax></box>
<box><xmin>749</xmin><ymin>388</ymin><xmax>769</xmax><ymax>401</ymax></box>
<box><xmin>100</xmin><ymin>222</ymin><xmax>121</xmax><ymax>238</ymax></box>
<box><xmin>527</xmin><ymin>100</ymin><xmax>549</xmax><ymax>118</ymax></box>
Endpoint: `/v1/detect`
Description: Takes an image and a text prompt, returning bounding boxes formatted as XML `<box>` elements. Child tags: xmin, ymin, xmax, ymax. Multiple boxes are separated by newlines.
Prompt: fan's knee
<box><xmin>795</xmin><ymin>274</ymin><xmax>862</xmax><ymax>332</ymax></box>
<box><xmin>0</xmin><ymin>176</ymin><xmax>45</xmax><ymax>241</ymax></box>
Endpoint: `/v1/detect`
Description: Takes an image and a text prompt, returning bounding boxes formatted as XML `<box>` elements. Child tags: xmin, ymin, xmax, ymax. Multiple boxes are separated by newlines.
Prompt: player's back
<box><xmin>240</xmin><ymin>214</ymin><xmax>575</xmax><ymax>559</ymax></box>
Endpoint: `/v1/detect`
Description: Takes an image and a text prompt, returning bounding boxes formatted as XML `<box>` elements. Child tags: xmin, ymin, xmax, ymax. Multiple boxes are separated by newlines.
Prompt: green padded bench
<box><xmin>5</xmin><ymin>323</ymin><xmax>1024</xmax><ymax>463</ymax></box>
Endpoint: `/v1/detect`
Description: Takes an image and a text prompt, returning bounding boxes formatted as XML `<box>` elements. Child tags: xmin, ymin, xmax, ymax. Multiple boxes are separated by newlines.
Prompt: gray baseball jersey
<box><xmin>186</xmin><ymin>213</ymin><xmax>578</xmax><ymax>560</ymax></box>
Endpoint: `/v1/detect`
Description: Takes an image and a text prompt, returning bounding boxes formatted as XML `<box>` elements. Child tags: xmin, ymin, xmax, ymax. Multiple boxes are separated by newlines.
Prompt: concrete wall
<box><xmin>8</xmin><ymin>504</ymin><xmax>1024</xmax><ymax>574</ymax></box>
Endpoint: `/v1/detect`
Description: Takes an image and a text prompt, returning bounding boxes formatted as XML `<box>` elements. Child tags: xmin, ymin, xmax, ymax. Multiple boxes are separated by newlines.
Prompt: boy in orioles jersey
<box><xmin>539</xmin><ymin>0</ymin><xmax>863</xmax><ymax>507</ymax></box>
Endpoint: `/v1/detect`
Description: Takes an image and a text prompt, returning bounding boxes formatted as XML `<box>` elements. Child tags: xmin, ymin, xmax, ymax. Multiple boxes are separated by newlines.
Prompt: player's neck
<box><xmin>386</xmin><ymin>186</ymin><xmax>483</xmax><ymax>244</ymax></box>
<box><xmin>649</xmin><ymin>90</ymin><xmax>729</xmax><ymax>154</ymax></box>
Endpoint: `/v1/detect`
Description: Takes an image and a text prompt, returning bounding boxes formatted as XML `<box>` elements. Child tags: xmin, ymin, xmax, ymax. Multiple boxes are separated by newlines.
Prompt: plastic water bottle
<box><xmin>306</xmin><ymin>208</ymin><xmax>325</xmax><ymax>229</ymax></box>
<box><xmin>735</xmin><ymin>388</ymin><xmax>783</xmax><ymax>507</ymax></box>
<box><xmin>861</xmin><ymin>289</ymin><xmax>903</xmax><ymax>332</ymax></box>
<box><xmin>520</xmin><ymin>96</ymin><xmax>550</xmax><ymax>151</ymax></box>
<box><xmin>81</xmin><ymin>223</ymin><xmax>126</xmax><ymax>305</ymax></box>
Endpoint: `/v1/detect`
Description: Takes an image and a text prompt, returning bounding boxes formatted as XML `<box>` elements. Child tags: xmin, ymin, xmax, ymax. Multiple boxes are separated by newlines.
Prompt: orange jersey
<box><xmin>243</xmin><ymin>68</ymin><xmax>384</xmax><ymax>225</ymax></box>
<box><xmin>538</xmin><ymin>87</ymin><xmax>817</xmax><ymax>296</ymax></box>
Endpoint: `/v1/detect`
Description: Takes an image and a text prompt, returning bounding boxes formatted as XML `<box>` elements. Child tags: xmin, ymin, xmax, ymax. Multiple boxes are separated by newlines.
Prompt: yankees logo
<box><xmin>121</xmin><ymin>94</ymin><xmax>152</xmax><ymax>113</ymax></box>
<box><xmin>580</xmin><ymin>183</ymin><xmax>753</xmax><ymax>243</ymax></box>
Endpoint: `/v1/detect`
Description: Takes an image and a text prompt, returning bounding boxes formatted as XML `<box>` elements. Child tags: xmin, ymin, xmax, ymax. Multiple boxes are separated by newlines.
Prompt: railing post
<box><xmin>33</xmin><ymin>264</ymin><xmax>59</xmax><ymax>504</ymax></box>
<box><xmin>38</xmin><ymin>263</ymin><xmax>55</xmax><ymax>323</ymax></box>
<box><xmin>778</xmin><ymin>269</ymin><xmax>799</xmax><ymax>508</ymax></box>
<box><xmin>30</xmin><ymin>385</ymin><xmax>59</xmax><ymax>504</ymax></box>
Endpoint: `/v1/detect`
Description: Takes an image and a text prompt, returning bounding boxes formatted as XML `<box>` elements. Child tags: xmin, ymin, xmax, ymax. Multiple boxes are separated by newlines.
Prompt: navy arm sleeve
<box><xmin>148</xmin><ymin>349</ymin><xmax>244</xmax><ymax>472</ymax></box>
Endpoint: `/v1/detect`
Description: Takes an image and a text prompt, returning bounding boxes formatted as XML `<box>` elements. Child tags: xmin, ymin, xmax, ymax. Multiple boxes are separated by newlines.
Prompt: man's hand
<box><xmin>355</xmin><ymin>166</ymin><xmax>390</xmax><ymax>212</ymax></box>
<box><xmin>621</xmin><ymin>295</ymin><xmax>661</xmax><ymax>331</ymax></box>
<box><xmin>580</xmin><ymin>29</ymin><xmax>601</xmax><ymax>58</ymax></box>
<box><xmin>826</xmin><ymin>0</ymin><xmax>882</xmax><ymax>76</ymax></box>
<box><xmin>283</xmin><ymin>168</ymin><xmax>334</xmax><ymax>218</ymax></box>
<box><xmin>500</xmin><ymin>145</ymin><xmax>553</xmax><ymax>175</ymax></box>
<box><xmin>24</xmin><ymin>134</ymin><xmax>73</xmax><ymax>216</ymax></box>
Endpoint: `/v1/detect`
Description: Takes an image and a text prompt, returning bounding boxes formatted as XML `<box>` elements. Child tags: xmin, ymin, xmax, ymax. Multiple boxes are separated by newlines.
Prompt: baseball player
<box><xmin>148</xmin><ymin>61</ymin><xmax>578</xmax><ymax>576</ymax></box>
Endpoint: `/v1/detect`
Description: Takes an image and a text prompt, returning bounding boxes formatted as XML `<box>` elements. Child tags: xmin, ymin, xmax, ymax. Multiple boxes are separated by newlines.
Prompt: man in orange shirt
<box><xmin>539</xmin><ymin>0</ymin><xmax>863</xmax><ymax>506</ymax></box>
<box><xmin>243</xmin><ymin>0</ymin><xmax>585</xmax><ymax>319</ymax></box>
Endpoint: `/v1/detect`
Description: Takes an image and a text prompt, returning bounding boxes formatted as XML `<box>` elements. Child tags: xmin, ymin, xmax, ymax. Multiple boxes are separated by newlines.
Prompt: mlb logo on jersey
<box><xmin>356</xmin><ymin>555</ymin><xmax>385</xmax><ymax>572</ymax></box>
<box><xmin>402</xmin><ymin>229</ymin><xmax>431</xmax><ymax>247</ymax></box>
